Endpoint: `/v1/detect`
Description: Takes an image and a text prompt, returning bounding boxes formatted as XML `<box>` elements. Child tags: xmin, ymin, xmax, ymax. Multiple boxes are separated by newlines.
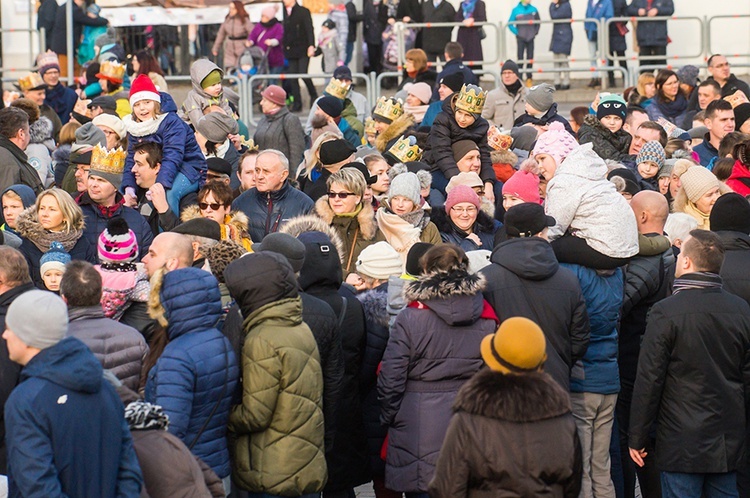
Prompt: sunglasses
<box><xmin>198</xmin><ymin>202</ymin><xmax>225</xmax><ymax>210</ymax></box>
<box><xmin>327</xmin><ymin>192</ymin><xmax>357</xmax><ymax>199</ymax></box>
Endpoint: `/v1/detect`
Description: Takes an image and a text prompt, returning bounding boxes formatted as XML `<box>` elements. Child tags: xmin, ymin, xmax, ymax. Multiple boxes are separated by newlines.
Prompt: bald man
<box><xmin>616</xmin><ymin>190</ymin><xmax>676</xmax><ymax>498</ymax></box>
<box><xmin>142</xmin><ymin>232</ymin><xmax>194</xmax><ymax>278</ymax></box>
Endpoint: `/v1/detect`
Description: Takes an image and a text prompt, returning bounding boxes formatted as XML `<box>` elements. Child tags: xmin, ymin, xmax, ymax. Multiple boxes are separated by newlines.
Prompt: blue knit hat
<box><xmin>636</xmin><ymin>141</ymin><xmax>666</xmax><ymax>169</ymax></box>
<box><xmin>40</xmin><ymin>241</ymin><xmax>71</xmax><ymax>276</ymax></box>
<box><xmin>1</xmin><ymin>184</ymin><xmax>36</xmax><ymax>208</ymax></box>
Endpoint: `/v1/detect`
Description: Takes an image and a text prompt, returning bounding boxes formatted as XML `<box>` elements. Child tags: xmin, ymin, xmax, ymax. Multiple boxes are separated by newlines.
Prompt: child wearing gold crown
<box><xmin>96</xmin><ymin>61</ymin><xmax>131</xmax><ymax>118</ymax></box>
<box><xmin>122</xmin><ymin>74</ymin><xmax>208</xmax><ymax>216</ymax></box>
<box><xmin>423</xmin><ymin>84</ymin><xmax>497</xmax><ymax>203</ymax></box>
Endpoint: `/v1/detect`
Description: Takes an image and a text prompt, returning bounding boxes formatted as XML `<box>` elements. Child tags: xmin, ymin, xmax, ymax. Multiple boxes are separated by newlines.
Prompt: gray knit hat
<box><xmin>6</xmin><ymin>290</ymin><xmax>68</xmax><ymax>350</ymax></box>
<box><xmin>197</xmin><ymin>112</ymin><xmax>239</xmax><ymax>143</ymax></box>
<box><xmin>526</xmin><ymin>83</ymin><xmax>556</xmax><ymax>113</ymax></box>
<box><xmin>388</xmin><ymin>171</ymin><xmax>422</xmax><ymax>206</ymax></box>
<box><xmin>676</xmin><ymin>65</ymin><xmax>699</xmax><ymax>86</ymax></box>
<box><xmin>636</xmin><ymin>141</ymin><xmax>666</xmax><ymax>169</ymax></box>
<box><xmin>71</xmin><ymin>122</ymin><xmax>106</xmax><ymax>153</ymax></box>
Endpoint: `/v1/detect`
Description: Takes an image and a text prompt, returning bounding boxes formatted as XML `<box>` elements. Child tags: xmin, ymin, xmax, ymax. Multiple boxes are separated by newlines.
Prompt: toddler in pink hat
<box><xmin>502</xmin><ymin>158</ymin><xmax>542</xmax><ymax>211</ymax></box>
<box><xmin>531</xmin><ymin>122</ymin><xmax>579</xmax><ymax>181</ymax></box>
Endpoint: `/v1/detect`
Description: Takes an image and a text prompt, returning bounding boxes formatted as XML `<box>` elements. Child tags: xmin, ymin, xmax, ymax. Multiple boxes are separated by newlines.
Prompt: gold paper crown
<box><xmin>373</xmin><ymin>97</ymin><xmax>404</xmax><ymax>122</ymax></box>
<box><xmin>454</xmin><ymin>84</ymin><xmax>487</xmax><ymax>115</ymax></box>
<box><xmin>242</xmin><ymin>138</ymin><xmax>259</xmax><ymax>151</ymax></box>
<box><xmin>324</xmin><ymin>78</ymin><xmax>351</xmax><ymax>100</ymax></box>
<box><xmin>90</xmin><ymin>145</ymin><xmax>126</xmax><ymax>174</ymax></box>
<box><xmin>487</xmin><ymin>125</ymin><xmax>513</xmax><ymax>151</ymax></box>
<box><xmin>97</xmin><ymin>60</ymin><xmax>126</xmax><ymax>82</ymax></box>
<box><xmin>388</xmin><ymin>135</ymin><xmax>422</xmax><ymax>163</ymax></box>
<box><xmin>17</xmin><ymin>72</ymin><xmax>45</xmax><ymax>92</ymax></box>
<box><xmin>364</xmin><ymin>117</ymin><xmax>377</xmax><ymax>136</ymax></box>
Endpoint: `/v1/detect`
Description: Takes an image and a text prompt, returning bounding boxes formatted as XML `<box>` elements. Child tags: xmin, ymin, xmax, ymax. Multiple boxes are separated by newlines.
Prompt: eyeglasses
<box><xmin>198</xmin><ymin>202</ymin><xmax>225</xmax><ymax>210</ymax></box>
<box><xmin>451</xmin><ymin>206</ymin><xmax>478</xmax><ymax>215</ymax></box>
<box><xmin>327</xmin><ymin>192</ymin><xmax>357</xmax><ymax>199</ymax></box>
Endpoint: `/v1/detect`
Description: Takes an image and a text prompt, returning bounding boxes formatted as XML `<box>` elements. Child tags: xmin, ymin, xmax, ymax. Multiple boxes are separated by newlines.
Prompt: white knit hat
<box><xmin>356</xmin><ymin>242</ymin><xmax>402</xmax><ymax>279</ymax></box>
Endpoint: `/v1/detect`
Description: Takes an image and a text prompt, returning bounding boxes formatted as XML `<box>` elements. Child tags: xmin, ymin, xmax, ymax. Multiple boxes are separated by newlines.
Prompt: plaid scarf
<box><xmin>672</xmin><ymin>272</ymin><xmax>723</xmax><ymax>295</ymax></box>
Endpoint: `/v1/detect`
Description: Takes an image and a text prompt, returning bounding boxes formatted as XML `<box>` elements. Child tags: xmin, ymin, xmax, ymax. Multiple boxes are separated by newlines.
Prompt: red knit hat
<box><xmin>129</xmin><ymin>74</ymin><xmax>161</xmax><ymax>107</ymax></box>
<box><xmin>445</xmin><ymin>185</ymin><xmax>481</xmax><ymax>213</ymax></box>
<box><xmin>502</xmin><ymin>170</ymin><xmax>541</xmax><ymax>204</ymax></box>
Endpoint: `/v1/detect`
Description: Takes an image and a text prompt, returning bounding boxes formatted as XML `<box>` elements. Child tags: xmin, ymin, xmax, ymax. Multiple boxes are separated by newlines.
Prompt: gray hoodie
<box><xmin>179</xmin><ymin>59</ymin><xmax>234</xmax><ymax>130</ymax></box>
<box><xmin>546</xmin><ymin>143</ymin><xmax>639</xmax><ymax>259</ymax></box>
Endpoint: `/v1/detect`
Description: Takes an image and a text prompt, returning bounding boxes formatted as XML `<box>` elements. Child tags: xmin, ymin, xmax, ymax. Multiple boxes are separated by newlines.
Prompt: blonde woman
<box><xmin>16</xmin><ymin>187</ymin><xmax>96</xmax><ymax>287</ymax></box>
<box><xmin>673</xmin><ymin>166</ymin><xmax>731</xmax><ymax>230</ymax></box>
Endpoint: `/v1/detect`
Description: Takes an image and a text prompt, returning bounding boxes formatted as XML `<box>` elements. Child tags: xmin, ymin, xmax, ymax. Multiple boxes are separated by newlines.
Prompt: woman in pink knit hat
<box><xmin>432</xmin><ymin>185</ymin><xmax>499</xmax><ymax>252</ymax></box>
<box><xmin>532</xmin><ymin>122</ymin><xmax>639</xmax><ymax>269</ymax></box>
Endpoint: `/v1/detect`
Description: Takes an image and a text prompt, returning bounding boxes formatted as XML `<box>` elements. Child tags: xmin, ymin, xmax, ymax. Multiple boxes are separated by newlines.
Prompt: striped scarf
<box><xmin>672</xmin><ymin>272</ymin><xmax>723</xmax><ymax>295</ymax></box>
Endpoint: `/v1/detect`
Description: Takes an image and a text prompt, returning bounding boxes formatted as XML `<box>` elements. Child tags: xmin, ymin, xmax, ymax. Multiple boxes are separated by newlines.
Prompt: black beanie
<box><xmin>710</xmin><ymin>193</ymin><xmax>750</xmax><ymax>234</ymax></box>
<box><xmin>440</xmin><ymin>72</ymin><xmax>465</xmax><ymax>93</ymax></box>
<box><xmin>405</xmin><ymin>242</ymin><xmax>434</xmax><ymax>277</ymax></box>
<box><xmin>318</xmin><ymin>96</ymin><xmax>344</xmax><ymax>118</ymax></box>
<box><xmin>319</xmin><ymin>139</ymin><xmax>356</xmax><ymax>166</ymax></box>
<box><xmin>734</xmin><ymin>103</ymin><xmax>750</xmax><ymax>132</ymax></box>
<box><xmin>501</xmin><ymin>59</ymin><xmax>521</xmax><ymax>78</ymax></box>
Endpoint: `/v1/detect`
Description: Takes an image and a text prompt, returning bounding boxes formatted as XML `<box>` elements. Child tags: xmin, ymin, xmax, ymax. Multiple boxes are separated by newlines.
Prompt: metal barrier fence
<box><xmin>164</xmin><ymin>73</ymin><xmax>248</xmax><ymax>122</ymax></box>
<box><xmin>602</xmin><ymin>16</ymin><xmax>705</xmax><ymax>65</ymax></box>
<box><xmin>504</xmin><ymin>18</ymin><xmax>606</xmax><ymax>65</ymax></box>
<box><xmin>706</xmin><ymin>15</ymin><xmax>750</xmax><ymax>58</ymax></box>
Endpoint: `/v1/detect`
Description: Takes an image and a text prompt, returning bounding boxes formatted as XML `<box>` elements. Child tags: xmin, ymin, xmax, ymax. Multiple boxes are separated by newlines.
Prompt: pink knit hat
<box><xmin>502</xmin><ymin>170</ymin><xmax>541</xmax><ymax>204</ymax></box>
<box><xmin>532</xmin><ymin>122</ymin><xmax>578</xmax><ymax>167</ymax></box>
<box><xmin>98</xmin><ymin>218</ymin><xmax>138</xmax><ymax>264</ymax></box>
<box><xmin>445</xmin><ymin>185</ymin><xmax>481</xmax><ymax>212</ymax></box>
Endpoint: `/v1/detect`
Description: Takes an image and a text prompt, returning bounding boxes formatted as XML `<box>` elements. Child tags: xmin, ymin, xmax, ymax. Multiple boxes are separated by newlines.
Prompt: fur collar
<box><xmin>280</xmin><ymin>213</ymin><xmax>346</xmax><ymax>265</ymax></box>
<box><xmin>454</xmin><ymin>369</ymin><xmax>571</xmax><ymax>422</ymax></box>
<box><xmin>29</xmin><ymin>116</ymin><xmax>53</xmax><ymax>144</ymax></box>
<box><xmin>404</xmin><ymin>268</ymin><xmax>485</xmax><ymax>302</ymax></box>
<box><xmin>375</xmin><ymin>113</ymin><xmax>416</xmax><ymax>153</ymax></box>
<box><xmin>491</xmin><ymin>148</ymin><xmax>518</xmax><ymax>166</ymax></box>
<box><xmin>181</xmin><ymin>204</ymin><xmax>249</xmax><ymax>233</ymax></box>
<box><xmin>314</xmin><ymin>196</ymin><xmax>378</xmax><ymax>241</ymax></box>
<box><xmin>357</xmin><ymin>286</ymin><xmax>389</xmax><ymax>328</ymax></box>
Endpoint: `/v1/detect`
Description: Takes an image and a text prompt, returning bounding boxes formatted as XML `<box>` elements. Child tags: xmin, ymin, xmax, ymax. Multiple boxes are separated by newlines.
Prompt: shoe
<box><xmin>560</xmin><ymin>84</ymin><xmax>570</xmax><ymax>90</ymax></box>
<box><xmin>290</xmin><ymin>103</ymin><xmax>302</xmax><ymax>112</ymax></box>
<box><xmin>525</xmin><ymin>78</ymin><xmax>533</xmax><ymax>88</ymax></box>
<box><xmin>587</xmin><ymin>78</ymin><xmax>597</xmax><ymax>88</ymax></box>
<box><xmin>554</xmin><ymin>84</ymin><xmax>561</xmax><ymax>90</ymax></box>
<box><xmin>594</xmin><ymin>78</ymin><xmax>602</xmax><ymax>88</ymax></box>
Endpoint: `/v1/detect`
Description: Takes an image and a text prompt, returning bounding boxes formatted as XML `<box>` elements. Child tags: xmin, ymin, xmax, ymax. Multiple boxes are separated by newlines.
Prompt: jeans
<box><xmin>516</xmin><ymin>37</ymin><xmax>534</xmax><ymax>80</ymax></box>
<box><xmin>588</xmin><ymin>39</ymin><xmax>600</xmax><ymax>78</ymax></box>
<box><xmin>661</xmin><ymin>472</ymin><xmax>738</xmax><ymax>498</ymax></box>
<box><xmin>571</xmin><ymin>392</ymin><xmax>618</xmax><ymax>498</ymax></box>
<box><xmin>166</xmin><ymin>172</ymin><xmax>200</xmax><ymax>216</ymax></box>
<box><xmin>551</xmin><ymin>235</ymin><xmax>631</xmax><ymax>270</ymax></box>
<box><xmin>553</xmin><ymin>53</ymin><xmax>570</xmax><ymax>86</ymax></box>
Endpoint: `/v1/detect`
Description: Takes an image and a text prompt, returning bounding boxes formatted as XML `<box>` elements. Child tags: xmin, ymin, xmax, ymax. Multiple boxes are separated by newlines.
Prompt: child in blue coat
<box><xmin>122</xmin><ymin>74</ymin><xmax>207</xmax><ymax>215</ymax></box>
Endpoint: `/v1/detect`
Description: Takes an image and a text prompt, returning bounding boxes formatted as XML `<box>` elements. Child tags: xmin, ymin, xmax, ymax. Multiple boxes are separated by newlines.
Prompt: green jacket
<box><xmin>228</xmin><ymin>297</ymin><xmax>328</xmax><ymax>495</ymax></box>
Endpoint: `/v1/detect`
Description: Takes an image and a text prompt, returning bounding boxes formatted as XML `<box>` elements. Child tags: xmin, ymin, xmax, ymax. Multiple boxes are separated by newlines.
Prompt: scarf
<box><xmin>404</xmin><ymin>103</ymin><xmax>429</xmax><ymax>123</ymax></box>
<box><xmin>376</xmin><ymin>206</ymin><xmax>428</xmax><ymax>257</ymax></box>
<box><xmin>124</xmin><ymin>401</ymin><xmax>170</xmax><ymax>431</ymax></box>
<box><xmin>504</xmin><ymin>79</ymin><xmax>523</xmax><ymax>95</ymax></box>
<box><xmin>260</xmin><ymin>18</ymin><xmax>278</xmax><ymax>29</ymax></box>
<box><xmin>16</xmin><ymin>215</ymin><xmax>83</xmax><ymax>253</ymax></box>
<box><xmin>672</xmin><ymin>272</ymin><xmax>723</xmax><ymax>295</ymax></box>
<box><xmin>318</xmin><ymin>29</ymin><xmax>338</xmax><ymax>46</ymax></box>
<box><xmin>657</xmin><ymin>93</ymin><xmax>688</xmax><ymax>121</ymax></box>
<box><xmin>123</xmin><ymin>112</ymin><xmax>168</xmax><ymax>138</ymax></box>
<box><xmin>461</xmin><ymin>0</ymin><xmax>478</xmax><ymax>19</ymax></box>
<box><xmin>681</xmin><ymin>201</ymin><xmax>711</xmax><ymax>230</ymax></box>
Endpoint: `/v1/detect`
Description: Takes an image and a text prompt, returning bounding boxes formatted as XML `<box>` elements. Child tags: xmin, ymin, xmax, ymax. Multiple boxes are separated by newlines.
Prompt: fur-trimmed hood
<box><xmin>29</xmin><ymin>116</ymin><xmax>53</xmax><ymax>144</ymax></box>
<box><xmin>375</xmin><ymin>113</ymin><xmax>416</xmax><ymax>153</ymax></box>
<box><xmin>314</xmin><ymin>196</ymin><xmax>378</xmax><ymax>241</ymax></box>
<box><xmin>280</xmin><ymin>213</ymin><xmax>346</xmax><ymax>265</ymax></box>
<box><xmin>181</xmin><ymin>204</ymin><xmax>249</xmax><ymax>232</ymax></box>
<box><xmin>454</xmin><ymin>368</ymin><xmax>571</xmax><ymax>422</ymax></box>
<box><xmin>404</xmin><ymin>268</ymin><xmax>485</xmax><ymax>302</ymax></box>
<box><xmin>357</xmin><ymin>285</ymin><xmax>389</xmax><ymax>328</ymax></box>
<box><xmin>491</xmin><ymin>148</ymin><xmax>518</xmax><ymax>166</ymax></box>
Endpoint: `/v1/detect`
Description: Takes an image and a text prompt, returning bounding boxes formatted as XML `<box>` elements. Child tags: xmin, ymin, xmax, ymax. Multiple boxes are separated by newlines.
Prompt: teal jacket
<box><xmin>508</xmin><ymin>2</ymin><xmax>541</xmax><ymax>39</ymax></box>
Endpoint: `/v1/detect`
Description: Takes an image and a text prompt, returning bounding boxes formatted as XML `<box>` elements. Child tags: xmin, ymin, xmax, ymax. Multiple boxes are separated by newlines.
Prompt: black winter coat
<box><xmin>363</xmin><ymin>0</ymin><xmax>388</xmax><ymax>46</ymax></box>
<box><xmin>429</xmin><ymin>369</ymin><xmax>582</xmax><ymax>498</ymax></box>
<box><xmin>549</xmin><ymin>0</ymin><xmax>573</xmax><ymax>55</ymax></box>
<box><xmin>299</xmin><ymin>236</ymin><xmax>371</xmax><ymax>490</ymax></box>
<box><xmin>481</xmin><ymin>238</ymin><xmax>589</xmax><ymax>390</ymax></box>
<box><xmin>283</xmin><ymin>3</ymin><xmax>315</xmax><ymax>59</ymax></box>
<box><xmin>577</xmin><ymin>115</ymin><xmax>632</xmax><ymax>162</ymax></box>
<box><xmin>424</xmin><ymin>96</ymin><xmax>496</xmax><ymax>184</ymax></box>
<box><xmin>608</xmin><ymin>0</ymin><xmax>628</xmax><ymax>52</ymax></box>
<box><xmin>513</xmin><ymin>103</ymin><xmax>575</xmax><ymax>135</ymax></box>
<box><xmin>357</xmin><ymin>284</ymin><xmax>390</xmax><ymax>477</ymax></box>
<box><xmin>37</xmin><ymin>0</ymin><xmax>58</xmax><ymax>50</ymax></box>
<box><xmin>0</xmin><ymin>283</ymin><xmax>35</xmax><ymax>474</ymax></box>
<box><xmin>378</xmin><ymin>269</ymin><xmax>497</xmax><ymax>492</ymax></box>
<box><xmin>300</xmin><ymin>291</ymin><xmax>345</xmax><ymax>456</ymax></box>
<box><xmin>50</xmin><ymin>1</ymin><xmax>108</xmax><ymax>55</ymax></box>
<box><xmin>421</xmin><ymin>0</ymin><xmax>456</xmax><ymax>54</ymax></box>
<box><xmin>715</xmin><ymin>231</ymin><xmax>750</xmax><ymax>306</ymax></box>
<box><xmin>630</xmin><ymin>278</ymin><xmax>750</xmax><ymax>473</ymax></box>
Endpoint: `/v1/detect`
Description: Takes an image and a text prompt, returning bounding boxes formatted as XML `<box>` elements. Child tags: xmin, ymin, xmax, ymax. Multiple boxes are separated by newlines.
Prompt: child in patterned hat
<box><xmin>40</xmin><ymin>241</ymin><xmax>71</xmax><ymax>293</ymax></box>
<box><xmin>635</xmin><ymin>140</ymin><xmax>666</xmax><ymax>191</ymax></box>
<box><xmin>95</xmin><ymin>217</ymin><xmax>149</xmax><ymax>320</ymax></box>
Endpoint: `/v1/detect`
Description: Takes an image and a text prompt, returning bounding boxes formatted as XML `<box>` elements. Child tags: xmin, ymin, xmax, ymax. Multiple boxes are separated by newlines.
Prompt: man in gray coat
<box><xmin>61</xmin><ymin>260</ymin><xmax>148</xmax><ymax>392</ymax></box>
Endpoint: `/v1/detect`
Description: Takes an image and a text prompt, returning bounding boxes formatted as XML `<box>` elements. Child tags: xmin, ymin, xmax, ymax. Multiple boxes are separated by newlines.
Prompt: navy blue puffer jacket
<box><xmin>145</xmin><ymin>267</ymin><xmax>239</xmax><ymax>478</ymax></box>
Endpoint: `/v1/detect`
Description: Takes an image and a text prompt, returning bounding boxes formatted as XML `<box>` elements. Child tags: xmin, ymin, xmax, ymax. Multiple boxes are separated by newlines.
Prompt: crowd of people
<box><xmin>2</xmin><ymin>0</ymin><xmax>750</xmax><ymax>497</ymax></box>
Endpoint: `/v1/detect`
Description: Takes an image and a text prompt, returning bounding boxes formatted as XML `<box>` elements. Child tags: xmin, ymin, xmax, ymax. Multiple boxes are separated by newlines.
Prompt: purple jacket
<box><xmin>248</xmin><ymin>20</ymin><xmax>285</xmax><ymax>68</ymax></box>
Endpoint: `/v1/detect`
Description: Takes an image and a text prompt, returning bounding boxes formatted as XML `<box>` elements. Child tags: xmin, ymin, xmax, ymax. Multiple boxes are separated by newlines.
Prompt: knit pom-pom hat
<box><xmin>129</xmin><ymin>74</ymin><xmax>161</xmax><ymax>108</ymax></box>
<box><xmin>40</xmin><ymin>241</ymin><xmax>71</xmax><ymax>276</ymax></box>
<box><xmin>532</xmin><ymin>122</ymin><xmax>578</xmax><ymax>167</ymax></box>
<box><xmin>98</xmin><ymin>217</ymin><xmax>139</xmax><ymax>264</ymax></box>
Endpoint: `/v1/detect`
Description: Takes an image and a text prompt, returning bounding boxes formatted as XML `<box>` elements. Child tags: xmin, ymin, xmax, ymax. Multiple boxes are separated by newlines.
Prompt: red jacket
<box><xmin>725</xmin><ymin>160</ymin><xmax>750</xmax><ymax>197</ymax></box>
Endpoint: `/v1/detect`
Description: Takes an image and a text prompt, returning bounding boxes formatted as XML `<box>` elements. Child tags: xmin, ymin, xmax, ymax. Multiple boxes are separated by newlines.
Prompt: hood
<box><xmin>190</xmin><ymin>59</ymin><xmax>224</xmax><ymax>97</ymax></box>
<box><xmin>454</xmin><ymin>368</ymin><xmax>570</xmax><ymax>423</ymax></box>
<box><xmin>154</xmin><ymin>267</ymin><xmax>223</xmax><ymax>340</ymax></box>
<box><xmin>29</xmin><ymin>116</ymin><xmax>53</xmax><ymax>144</ymax></box>
<box><xmin>298</xmin><ymin>235</ymin><xmax>344</xmax><ymax>293</ymax></box>
<box><xmin>2</xmin><ymin>184</ymin><xmax>37</xmax><ymax>208</ymax></box>
<box><xmin>715</xmin><ymin>230</ymin><xmax>750</xmax><ymax>252</ymax></box>
<box><xmin>159</xmin><ymin>91</ymin><xmax>178</xmax><ymax>113</ymax></box>
<box><xmin>315</xmin><ymin>196</ymin><xmax>379</xmax><ymax>241</ymax></box>
<box><xmin>357</xmin><ymin>284</ymin><xmax>389</xmax><ymax>328</ymax></box>
<box><xmin>403</xmin><ymin>268</ymin><xmax>486</xmax><ymax>326</ymax></box>
<box><xmin>21</xmin><ymin>337</ymin><xmax>103</xmax><ymax>394</ymax></box>
<box><xmin>491</xmin><ymin>238</ymin><xmax>559</xmax><ymax>281</ymax></box>
<box><xmin>51</xmin><ymin>144</ymin><xmax>71</xmax><ymax>166</ymax></box>
<box><xmin>555</xmin><ymin>142</ymin><xmax>606</xmax><ymax>180</ymax></box>
<box><xmin>281</xmin><ymin>214</ymin><xmax>346</xmax><ymax>266</ymax></box>
<box><xmin>375</xmin><ymin>112</ymin><xmax>415</xmax><ymax>153</ymax></box>
<box><xmin>224</xmin><ymin>252</ymin><xmax>299</xmax><ymax>319</ymax></box>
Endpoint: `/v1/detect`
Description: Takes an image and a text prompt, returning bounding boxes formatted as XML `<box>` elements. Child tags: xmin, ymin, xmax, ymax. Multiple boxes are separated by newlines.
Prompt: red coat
<box><xmin>725</xmin><ymin>160</ymin><xmax>750</xmax><ymax>197</ymax></box>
